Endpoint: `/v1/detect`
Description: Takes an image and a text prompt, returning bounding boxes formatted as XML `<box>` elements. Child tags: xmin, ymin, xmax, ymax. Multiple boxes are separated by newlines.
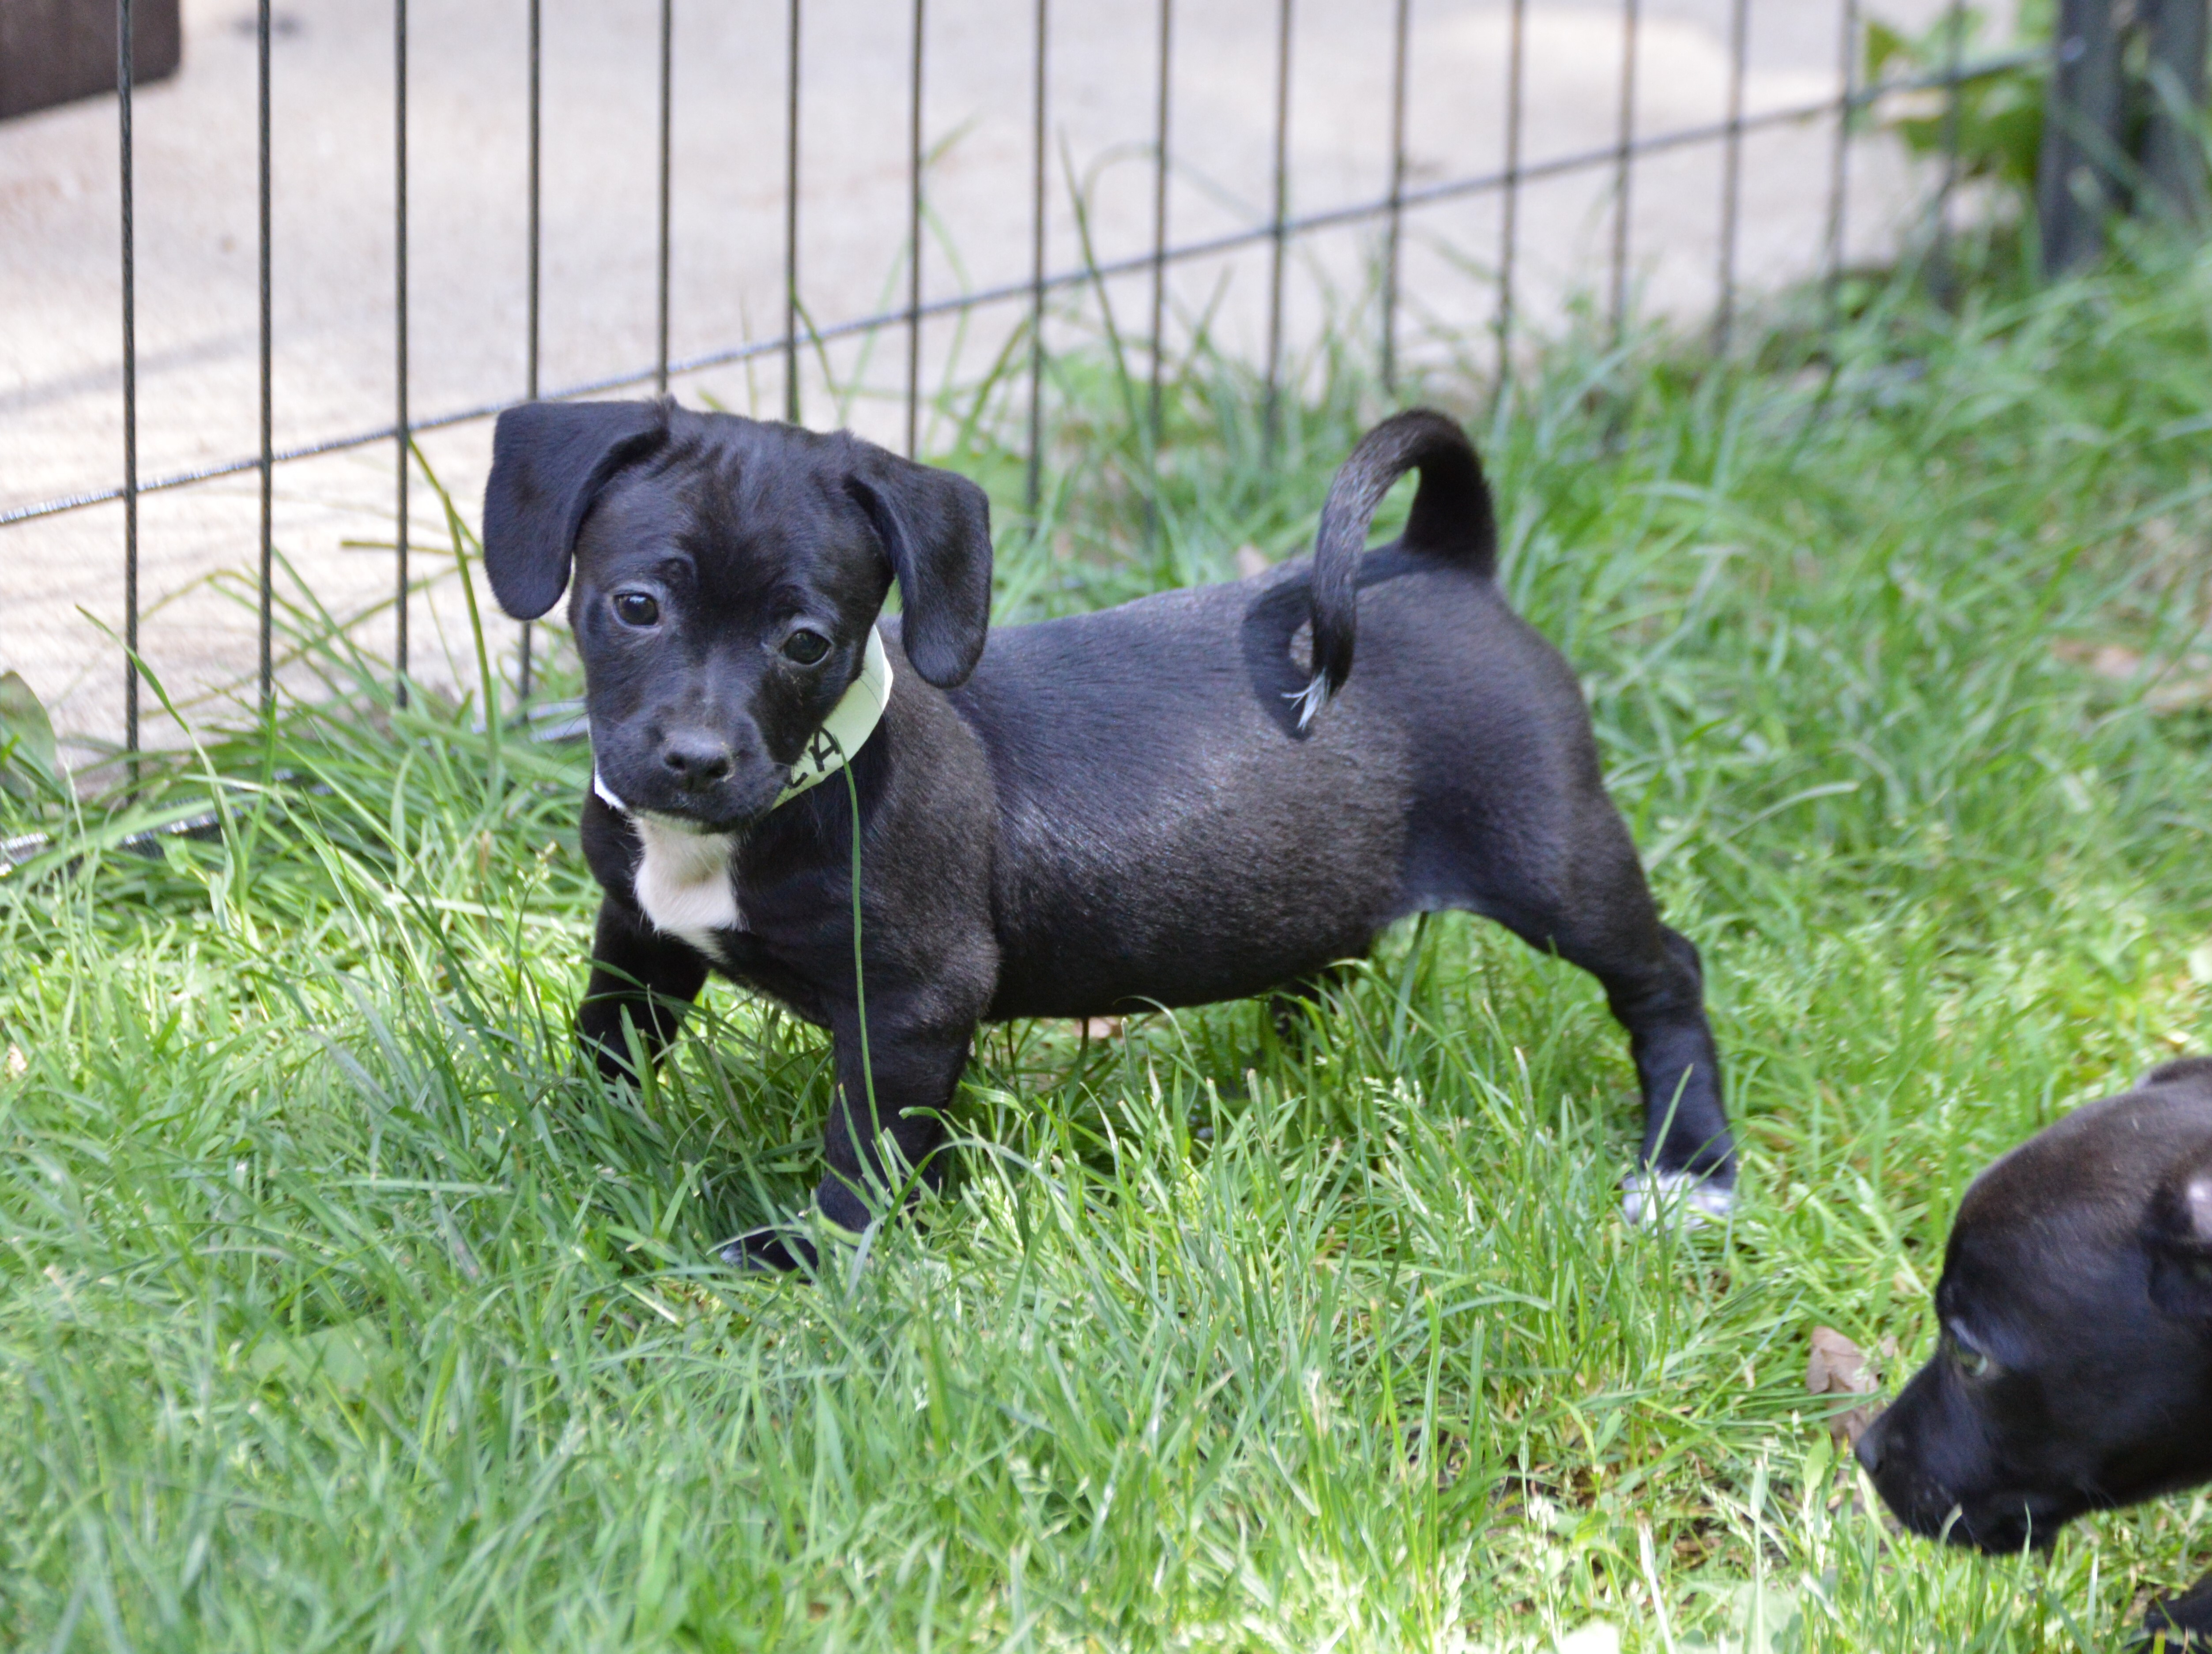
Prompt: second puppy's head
<box><xmin>1856</xmin><ymin>1057</ymin><xmax>2212</xmax><ymax>1552</ymax></box>
<box><xmin>482</xmin><ymin>400</ymin><xmax>992</xmax><ymax>831</ymax></box>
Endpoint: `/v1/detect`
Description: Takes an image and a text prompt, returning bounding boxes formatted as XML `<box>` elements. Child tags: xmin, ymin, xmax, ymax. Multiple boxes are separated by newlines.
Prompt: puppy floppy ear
<box><xmin>2146</xmin><ymin>1150</ymin><xmax>2212</xmax><ymax>1319</ymax></box>
<box><xmin>843</xmin><ymin>451</ymin><xmax>993</xmax><ymax>688</ymax></box>
<box><xmin>482</xmin><ymin>399</ymin><xmax>671</xmax><ymax>620</ymax></box>
<box><xmin>2144</xmin><ymin>1055</ymin><xmax>2212</xmax><ymax>1093</ymax></box>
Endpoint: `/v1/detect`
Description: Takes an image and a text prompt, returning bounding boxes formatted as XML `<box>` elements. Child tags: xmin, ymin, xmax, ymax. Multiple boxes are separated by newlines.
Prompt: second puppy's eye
<box><xmin>612</xmin><ymin>591</ymin><xmax>660</xmax><ymax>627</ymax></box>
<box><xmin>1948</xmin><ymin>1331</ymin><xmax>1996</xmax><ymax>1380</ymax></box>
<box><xmin>781</xmin><ymin>629</ymin><xmax>831</xmax><ymax>665</ymax></box>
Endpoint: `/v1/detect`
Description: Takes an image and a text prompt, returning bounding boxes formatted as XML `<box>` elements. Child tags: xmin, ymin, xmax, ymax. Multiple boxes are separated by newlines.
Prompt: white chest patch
<box><xmin>630</xmin><ymin>816</ymin><xmax>740</xmax><ymax>962</ymax></box>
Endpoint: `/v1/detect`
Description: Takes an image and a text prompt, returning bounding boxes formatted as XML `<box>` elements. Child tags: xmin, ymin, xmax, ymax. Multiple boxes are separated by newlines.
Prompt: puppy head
<box><xmin>1857</xmin><ymin>1058</ymin><xmax>2212</xmax><ymax>1553</ymax></box>
<box><xmin>482</xmin><ymin>400</ymin><xmax>992</xmax><ymax>830</ymax></box>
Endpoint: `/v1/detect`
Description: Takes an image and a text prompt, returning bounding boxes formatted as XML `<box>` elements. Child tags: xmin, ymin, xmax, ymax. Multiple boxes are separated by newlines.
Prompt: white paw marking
<box><xmin>1621</xmin><ymin>1170</ymin><xmax>1736</xmax><ymax>1229</ymax></box>
<box><xmin>630</xmin><ymin>814</ymin><xmax>739</xmax><ymax>963</ymax></box>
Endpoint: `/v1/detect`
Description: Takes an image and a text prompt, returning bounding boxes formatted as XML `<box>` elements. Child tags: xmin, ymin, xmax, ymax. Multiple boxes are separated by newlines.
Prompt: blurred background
<box><xmin>2</xmin><ymin>0</ymin><xmax>2031</xmax><ymax>756</ymax></box>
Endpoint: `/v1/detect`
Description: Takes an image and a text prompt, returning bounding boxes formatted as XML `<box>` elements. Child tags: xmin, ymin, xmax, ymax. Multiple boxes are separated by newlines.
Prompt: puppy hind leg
<box><xmin>1267</xmin><ymin>960</ymin><xmax>1361</xmax><ymax>1048</ymax></box>
<box><xmin>1605</xmin><ymin>925</ymin><xmax>1736</xmax><ymax>1223</ymax></box>
<box><xmin>1486</xmin><ymin>862</ymin><xmax>1734</xmax><ymax>1222</ymax></box>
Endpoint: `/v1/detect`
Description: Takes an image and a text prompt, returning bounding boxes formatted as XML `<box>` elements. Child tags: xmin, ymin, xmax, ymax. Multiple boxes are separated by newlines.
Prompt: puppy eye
<box><xmin>612</xmin><ymin>591</ymin><xmax>660</xmax><ymax>628</ymax></box>
<box><xmin>781</xmin><ymin>629</ymin><xmax>831</xmax><ymax>665</ymax></box>
<box><xmin>1948</xmin><ymin>1332</ymin><xmax>1997</xmax><ymax>1380</ymax></box>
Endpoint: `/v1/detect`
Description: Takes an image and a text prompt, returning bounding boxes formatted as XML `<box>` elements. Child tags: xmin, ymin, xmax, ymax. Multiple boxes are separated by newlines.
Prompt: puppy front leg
<box><xmin>2146</xmin><ymin>1575</ymin><xmax>2212</xmax><ymax>1647</ymax></box>
<box><xmin>576</xmin><ymin>897</ymin><xmax>710</xmax><ymax>1083</ymax></box>
<box><xmin>722</xmin><ymin>1013</ymin><xmax>970</xmax><ymax>1274</ymax></box>
<box><xmin>815</xmin><ymin>1013</ymin><xmax>968</xmax><ymax>1231</ymax></box>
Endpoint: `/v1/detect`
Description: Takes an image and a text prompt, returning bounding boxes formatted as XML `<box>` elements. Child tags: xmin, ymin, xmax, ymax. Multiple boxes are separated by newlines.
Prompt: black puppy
<box><xmin>1858</xmin><ymin>1056</ymin><xmax>2212</xmax><ymax>1644</ymax></box>
<box><xmin>480</xmin><ymin>402</ymin><xmax>1734</xmax><ymax>1268</ymax></box>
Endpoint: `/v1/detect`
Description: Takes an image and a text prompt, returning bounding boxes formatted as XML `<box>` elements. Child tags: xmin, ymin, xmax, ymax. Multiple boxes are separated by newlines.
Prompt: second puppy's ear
<box><xmin>844</xmin><ymin>451</ymin><xmax>993</xmax><ymax>688</ymax></box>
<box><xmin>2146</xmin><ymin>1150</ymin><xmax>2212</xmax><ymax>1319</ymax></box>
<box><xmin>482</xmin><ymin>400</ymin><xmax>671</xmax><ymax>620</ymax></box>
<box><xmin>2144</xmin><ymin>1055</ymin><xmax>2212</xmax><ymax>1093</ymax></box>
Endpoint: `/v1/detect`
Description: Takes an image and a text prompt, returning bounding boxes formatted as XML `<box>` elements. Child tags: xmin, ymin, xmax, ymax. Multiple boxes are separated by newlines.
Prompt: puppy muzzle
<box><xmin>592</xmin><ymin>626</ymin><xmax>897</xmax><ymax>833</ymax></box>
<box><xmin>1861</xmin><ymin>1438</ymin><xmax>2080</xmax><ymax>1552</ymax></box>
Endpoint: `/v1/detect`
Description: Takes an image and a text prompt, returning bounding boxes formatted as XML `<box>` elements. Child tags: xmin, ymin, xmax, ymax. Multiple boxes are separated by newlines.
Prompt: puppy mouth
<box><xmin>642</xmin><ymin>789</ymin><xmax>778</xmax><ymax>835</ymax></box>
<box><xmin>635</xmin><ymin>802</ymin><xmax>755</xmax><ymax>835</ymax></box>
<box><xmin>1931</xmin><ymin>1493</ymin><xmax>2080</xmax><ymax>1554</ymax></box>
<box><xmin>594</xmin><ymin>763</ymin><xmax>783</xmax><ymax>835</ymax></box>
<box><xmin>1956</xmin><ymin>1519</ymin><xmax>2061</xmax><ymax>1555</ymax></box>
<box><xmin>1869</xmin><ymin>1461</ymin><xmax>2080</xmax><ymax>1553</ymax></box>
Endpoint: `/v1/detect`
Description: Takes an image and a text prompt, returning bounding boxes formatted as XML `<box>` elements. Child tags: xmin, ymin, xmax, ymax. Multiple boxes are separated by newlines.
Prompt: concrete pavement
<box><xmin>1</xmin><ymin>0</ymin><xmax>1972</xmax><ymax>751</ymax></box>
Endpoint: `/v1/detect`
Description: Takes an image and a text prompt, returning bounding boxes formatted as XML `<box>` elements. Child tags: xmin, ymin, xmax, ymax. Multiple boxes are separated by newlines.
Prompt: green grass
<box><xmin>5</xmin><ymin>241</ymin><xmax>2212</xmax><ymax>1652</ymax></box>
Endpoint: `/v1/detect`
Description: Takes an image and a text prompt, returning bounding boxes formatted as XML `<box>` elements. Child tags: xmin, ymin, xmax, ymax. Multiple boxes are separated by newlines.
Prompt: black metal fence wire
<box><xmin>3</xmin><ymin>0</ymin><xmax>2088</xmax><ymax>763</ymax></box>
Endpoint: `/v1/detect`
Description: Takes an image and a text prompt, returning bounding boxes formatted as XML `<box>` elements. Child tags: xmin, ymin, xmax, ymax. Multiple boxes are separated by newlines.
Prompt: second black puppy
<box><xmin>482</xmin><ymin>403</ymin><xmax>1734</xmax><ymax>1267</ymax></box>
<box><xmin>1858</xmin><ymin>1056</ymin><xmax>2212</xmax><ymax>1645</ymax></box>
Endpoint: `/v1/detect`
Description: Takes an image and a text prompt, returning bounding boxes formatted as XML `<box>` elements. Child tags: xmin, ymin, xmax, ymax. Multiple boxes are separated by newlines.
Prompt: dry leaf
<box><xmin>1807</xmin><ymin>1325</ymin><xmax>1872</xmax><ymax>1392</ymax></box>
<box><xmin>1554</xmin><ymin>1625</ymin><xmax>1620</xmax><ymax>1654</ymax></box>
<box><xmin>2051</xmin><ymin>640</ymin><xmax>2212</xmax><ymax>713</ymax></box>
<box><xmin>246</xmin><ymin>1320</ymin><xmax>390</xmax><ymax>1395</ymax></box>
<box><xmin>2050</xmin><ymin>639</ymin><xmax>2146</xmax><ymax>680</ymax></box>
<box><xmin>1233</xmin><ymin>545</ymin><xmax>1270</xmax><ymax>580</ymax></box>
<box><xmin>1079</xmin><ymin>1017</ymin><xmax>1122</xmax><ymax>1040</ymax></box>
<box><xmin>2146</xmin><ymin>676</ymin><xmax>2212</xmax><ymax>715</ymax></box>
<box><xmin>1808</xmin><ymin>1324</ymin><xmax>1883</xmax><ymax>1448</ymax></box>
<box><xmin>2187</xmin><ymin>942</ymin><xmax>2212</xmax><ymax>988</ymax></box>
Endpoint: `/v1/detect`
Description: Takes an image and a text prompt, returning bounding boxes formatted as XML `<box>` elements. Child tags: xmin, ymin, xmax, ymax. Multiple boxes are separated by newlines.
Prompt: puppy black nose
<box><xmin>1854</xmin><ymin>1425</ymin><xmax>1884</xmax><ymax>1476</ymax></box>
<box><xmin>659</xmin><ymin>730</ymin><xmax>734</xmax><ymax>788</ymax></box>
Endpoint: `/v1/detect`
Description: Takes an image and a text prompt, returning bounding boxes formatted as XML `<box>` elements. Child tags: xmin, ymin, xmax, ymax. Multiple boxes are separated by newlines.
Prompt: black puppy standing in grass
<box><xmin>481</xmin><ymin>401</ymin><xmax>1734</xmax><ymax>1269</ymax></box>
<box><xmin>1857</xmin><ymin>1056</ymin><xmax>2212</xmax><ymax>1646</ymax></box>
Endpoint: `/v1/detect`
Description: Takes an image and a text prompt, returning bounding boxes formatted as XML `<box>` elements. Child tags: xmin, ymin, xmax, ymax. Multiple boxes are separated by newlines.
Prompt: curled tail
<box><xmin>1292</xmin><ymin>407</ymin><xmax>1497</xmax><ymax>729</ymax></box>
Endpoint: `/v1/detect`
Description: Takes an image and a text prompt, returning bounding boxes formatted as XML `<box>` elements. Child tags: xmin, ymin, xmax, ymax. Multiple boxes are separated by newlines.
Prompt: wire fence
<box><xmin>1</xmin><ymin>0</ymin><xmax>2050</xmax><ymax>761</ymax></box>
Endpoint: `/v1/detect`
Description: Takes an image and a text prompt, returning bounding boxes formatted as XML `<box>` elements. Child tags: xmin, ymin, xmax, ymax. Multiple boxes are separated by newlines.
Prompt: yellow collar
<box><xmin>774</xmin><ymin>624</ymin><xmax>894</xmax><ymax>806</ymax></box>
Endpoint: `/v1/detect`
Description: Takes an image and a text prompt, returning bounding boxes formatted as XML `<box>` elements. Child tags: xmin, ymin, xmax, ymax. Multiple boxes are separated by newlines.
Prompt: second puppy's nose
<box><xmin>659</xmin><ymin>730</ymin><xmax>734</xmax><ymax>788</ymax></box>
<box><xmin>1854</xmin><ymin>1422</ymin><xmax>1885</xmax><ymax>1477</ymax></box>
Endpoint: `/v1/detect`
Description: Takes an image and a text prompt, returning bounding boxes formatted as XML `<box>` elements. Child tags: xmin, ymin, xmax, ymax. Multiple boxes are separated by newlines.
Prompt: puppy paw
<box><xmin>1621</xmin><ymin>1169</ymin><xmax>1736</xmax><ymax>1229</ymax></box>
<box><xmin>2143</xmin><ymin>1581</ymin><xmax>2212</xmax><ymax>1649</ymax></box>
<box><xmin>2140</xmin><ymin>1618</ymin><xmax>2209</xmax><ymax>1650</ymax></box>
<box><xmin>719</xmin><ymin>1226</ymin><xmax>821</xmax><ymax>1274</ymax></box>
